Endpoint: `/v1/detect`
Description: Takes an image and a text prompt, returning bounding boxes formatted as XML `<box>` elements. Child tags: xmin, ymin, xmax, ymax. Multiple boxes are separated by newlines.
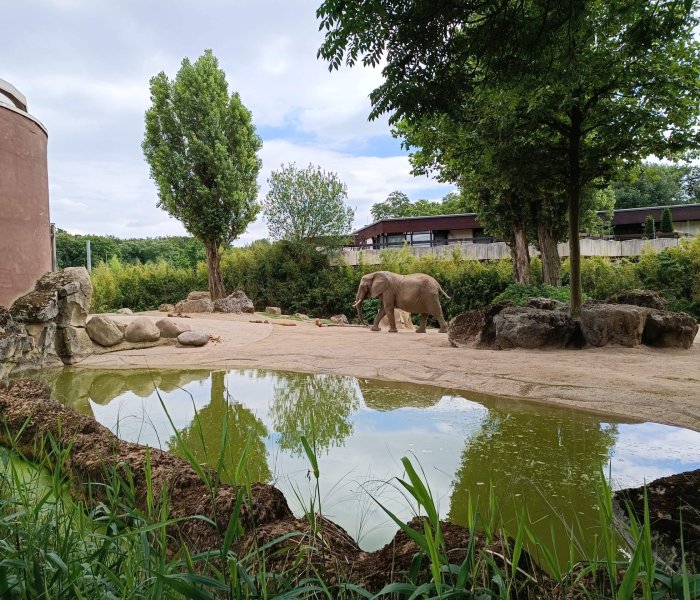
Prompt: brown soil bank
<box><xmin>0</xmin><ymin>380</ymin><xmax>546</xmax><ymax>594</ymax></box>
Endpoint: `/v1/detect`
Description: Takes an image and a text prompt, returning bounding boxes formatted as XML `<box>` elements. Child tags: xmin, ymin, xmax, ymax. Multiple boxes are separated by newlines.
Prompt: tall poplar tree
<box><xmin>143</xmin><ymin>50</ymin><xmax>262</xmax><ymax>300</ymax></box>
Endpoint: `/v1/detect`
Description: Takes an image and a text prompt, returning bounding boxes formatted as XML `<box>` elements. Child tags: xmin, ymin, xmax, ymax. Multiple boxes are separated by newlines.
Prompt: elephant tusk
<box><xmin>352</xmin><ymin>299</ymin><xmax>363</xmax><ymax>307</ymax></box>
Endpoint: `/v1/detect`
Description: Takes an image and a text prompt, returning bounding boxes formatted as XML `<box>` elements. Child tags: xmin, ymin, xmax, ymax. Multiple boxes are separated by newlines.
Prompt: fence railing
<box><xmin>334</xmin><ymin>236</ymin><xmax>685</xmax><ymax>266</ymax></box>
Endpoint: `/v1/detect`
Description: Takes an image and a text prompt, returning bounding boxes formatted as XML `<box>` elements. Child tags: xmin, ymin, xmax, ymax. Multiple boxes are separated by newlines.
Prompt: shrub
<box><xmin>493</xmin><ymin>283</ymin><xmax>574</xmax><ymax>305</ymax></box>
<box><xmin>660</xmin><ymin>207</ymin><xmax>674</xmax><ymax>233</ymax></box>
<box><xmin>643</xmin><ymin>214</ymin><xmax>655</xmax><ymax>238</ymax></box>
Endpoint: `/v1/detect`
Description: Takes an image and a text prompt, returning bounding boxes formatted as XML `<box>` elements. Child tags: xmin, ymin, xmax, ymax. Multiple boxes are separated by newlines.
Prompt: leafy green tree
<box><xmin>644</xmin><ymin>215</ymin><xmax>656</xmax><ymax>238</ymax></box>
<box><xmin>370</xmin><ymin>191</ymin><xmax>411</xmax><ymax>220</ymax></box>
<box><xmin>660</xmin><ymin>207</ymin><xmax>674</xmax><ymax>233</ymax></box>
<box><xmin>318</xmin><ymin>0</ymin><xmax>700</xmax><ymax>317</ymax></box>
<box><xmin>143</xmin><ymin>50</ymin><xmax>262</xmax><ymax>300</ymax></box>
<box><xmin>612</xmin><ymin>163</ymin><xmax>690</xmax><ymax>209</ymax></box>
<box><xmin>369</xmin><ymin>191</ymin><xmax>467</xmax><ymax>221</ymax></box>
<box><xmin>263</xmin><ymin>163</ymin><xmax>354</xmax><ymax>247</ymax></box>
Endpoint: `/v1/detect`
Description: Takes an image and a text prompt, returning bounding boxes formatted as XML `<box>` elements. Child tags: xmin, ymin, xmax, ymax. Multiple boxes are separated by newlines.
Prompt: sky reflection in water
<box><xmin>48</xmin><ymin>368</ymin><xmax>700</xmax><ymax>554</ymax></box>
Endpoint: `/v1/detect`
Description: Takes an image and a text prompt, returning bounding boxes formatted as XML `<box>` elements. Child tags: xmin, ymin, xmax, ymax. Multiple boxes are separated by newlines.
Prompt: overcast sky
<box><xmin>3</xmin><ymin>0</ymin><xmax>454</xmax><ymax>243</ymax></box>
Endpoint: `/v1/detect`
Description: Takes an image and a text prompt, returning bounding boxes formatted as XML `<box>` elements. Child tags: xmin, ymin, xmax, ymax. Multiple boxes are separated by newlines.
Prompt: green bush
<box><xmin>660</xmin><ymin>207</ymin><xmax>674</xmax><ymax>233</ymax></box>
<box><xmin>493</xmin><ymin>283</ymin><xmax>574</xmax><ymax>305</ymax></box>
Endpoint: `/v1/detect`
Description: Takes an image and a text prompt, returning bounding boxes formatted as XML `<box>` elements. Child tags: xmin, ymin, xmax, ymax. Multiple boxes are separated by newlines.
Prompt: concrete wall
<box><xmin>0</xmin><ymin>83</ymin><xmax>51</xmax><ymax>308</ymax></box>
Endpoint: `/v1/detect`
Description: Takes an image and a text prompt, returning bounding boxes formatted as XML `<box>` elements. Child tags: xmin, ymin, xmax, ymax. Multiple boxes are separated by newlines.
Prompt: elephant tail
<box><xmin>439</xmin><ymin>285</ymin><xmax>451</xmax><ymax>299</ymax></box>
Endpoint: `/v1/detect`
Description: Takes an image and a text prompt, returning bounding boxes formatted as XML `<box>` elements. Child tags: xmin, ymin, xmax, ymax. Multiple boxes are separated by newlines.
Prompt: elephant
<box><xmin>353</xmin><ymin>271</ymin><xmax>450</xmax><ymax>333</ymax></box>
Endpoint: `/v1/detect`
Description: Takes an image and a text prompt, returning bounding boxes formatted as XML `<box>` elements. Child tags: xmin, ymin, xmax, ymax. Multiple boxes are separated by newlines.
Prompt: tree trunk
<box><xmin>204</xmin><ymin>240</ymin><xmax>226</xmax><ymax>301</ymax></box>
<box><xmin>511</xmin><ymin>225</ymin><xmax>531</xmax><ymax>284</ymax></box>
<box><xmin>537</xmin><ymin>223</ymin><xmax>561</xmax><ymax>286</ymax></box>
<box><xmin>568</xmin><ymin>106</ymin><xmax>583</xmax><ymax>318</ymax></box>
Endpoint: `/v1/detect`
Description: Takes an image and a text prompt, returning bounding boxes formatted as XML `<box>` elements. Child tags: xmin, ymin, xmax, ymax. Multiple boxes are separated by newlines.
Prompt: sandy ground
<box><xmin>80</xmin><ymin>311</ymin><xmax>700</xmax><ymax>432</ymax></box>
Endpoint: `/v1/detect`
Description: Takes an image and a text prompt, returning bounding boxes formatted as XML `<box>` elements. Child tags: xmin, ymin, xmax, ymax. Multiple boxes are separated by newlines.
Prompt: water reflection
<box><xmin>43</xmin><ymin>368</ymin><xmax>700</xmax><ymax>554</ymax></box>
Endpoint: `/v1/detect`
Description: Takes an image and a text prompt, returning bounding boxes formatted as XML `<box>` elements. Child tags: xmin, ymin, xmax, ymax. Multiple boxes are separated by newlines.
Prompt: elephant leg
<box><xmin>371</xmin><ymin>305</ymin><xmax>386</xmax><ymax>331</ymax></box>
<box><xmin>385</xmin><ymin>302</ymin><xmax>398</xmax><ymax>332</ymax></box>
<box><xmin>435</xmin><ymin>306</ymin><xmax>449</xmax><ymax>333</ymax></box>
<box><xmin>416</xmin><ymin>314</ymin><xmax>428</xmax><ymax>333</ymax></box>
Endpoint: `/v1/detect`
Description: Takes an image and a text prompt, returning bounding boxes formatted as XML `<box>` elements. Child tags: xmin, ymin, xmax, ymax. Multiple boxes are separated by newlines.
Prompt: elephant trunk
<box><xmin>353</xmin><ymin>289</ymin><xmax>366</xmax><ymax>324</ymax></box>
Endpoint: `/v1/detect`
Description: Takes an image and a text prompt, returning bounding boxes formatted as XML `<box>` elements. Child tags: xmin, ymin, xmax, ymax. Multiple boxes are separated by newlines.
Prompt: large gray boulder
<box><xmin>579</xmin><ymin>303</ymin><xmax>647</xmax><ymax>347</ymax></box>
<box><xmin>607</xmin><ymin>289</ymin><xmax>668</xmax><ymax>311</ymax></box>
<box><xmin>56</xmin><ymin>326</ymin><xmax>94</xmax><ymax>364</ymax></box>
<box><xmin>525</xmin><ymin>297</ymin><xmax>567</xmax><ymax>311</ymax></box>
<box><xmin>494</xmin><ymin>306</ymin><xmax>577</xmax><ymax>349</ymax></box>
<box><xmin>156</xmin><ymin>318</ymin><xmax>192</xmax><ymax>338</ymax></box>
<box><xmin>9</xmin><ymin>290</ymin><xmax>59</xmax><ymax>323</ymax></box>
<box><xmin>36</xmin><ymin>267</ymin><xmax>92</xmax><ymax>327</ymax></box>
<box><xmin>213</xmin><ymin>291</ymin><xmax>255</xmax><ymax>314</ymax></box>
<box><xmin>187</xmin><ymin>291</ymin><xmax>211</xmax><ymax>301</ymax></box>
<box><xmin>174</xmin><ymin>298</ymin><xmax>214</xmax><ymax>313</ymax></box>
<box><xmin>447</xmin><ymin>301</ymin><xmax>514</xmax><ymax>349</ymax></box>
<box><xmin>643</xmin><ymin>310</ymin><xmax>698</xmax><ymax>349</ymax></box>
<box><xmin>86</xmin><ymin>315</ymin><xmax>124</xmax><ymax>347</ymax></box>
<box><xmin>125</xmin><ymin>317</ymin><xmax>161</xmax><ymax>343</ymax></box>
<box><xmin>177</xmin><ymin>331</ymin><xmax>210</xmax><ymax>347</ymax></box>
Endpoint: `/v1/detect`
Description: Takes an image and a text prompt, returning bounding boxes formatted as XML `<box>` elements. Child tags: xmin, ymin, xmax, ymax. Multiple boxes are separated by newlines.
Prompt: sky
<box><xmin>3</xmin><ymin>0</ymin><xmax>454</xmax><ymax>244</ymax></box>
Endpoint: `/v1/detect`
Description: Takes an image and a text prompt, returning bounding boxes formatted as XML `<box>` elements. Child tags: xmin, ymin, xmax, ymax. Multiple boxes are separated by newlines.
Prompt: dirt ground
<box><xmin>80</xmin><ymin>311</ymin><xmax>700</xmax><ymax>432</ymax></box>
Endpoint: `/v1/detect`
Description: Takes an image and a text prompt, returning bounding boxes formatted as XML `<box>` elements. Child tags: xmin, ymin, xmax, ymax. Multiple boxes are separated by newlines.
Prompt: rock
<box><xmin>187</xmin><ymin>291</ymin><xmax>211</xmax><ymax>301</ymax></box>
<box><xmin>494</xmin><ymin>306</ymin><xmax>577</xmax><ymax>349</ymax></box>
<box><xmin>447</xmin><ymin>301</ymin><xmax>514</xmax><ymax>349</ymax></box>
<box><xmin>124</xmin><ymin>317</ymin><xmax>160</xmax><ymax>343</ymax></box>
<box><xmin>378</xmin><ymin>309</ymin><xmax>413</xmax><ymax>330</ymax></box>
<box><xmin>525</xmin><ymin>297</ymin><xmax>567</xmax><ymax>311</ymax></box>
<box><xmin>86</xmin><ymin>315</ymin><xmax>124</xmax><ymax>347</ymax></box>
<box><xmin>213</xmin><ymin>291</ymin><xmax>255</xmax><ymax>314</ymax></box>
<box><xmin>156</xmin><ymin>318</ymin><xmax>192</xmax><ymax>338</ymax></box>
<box><xmin>643</xmin><ymin>310</ymin><xmax>698</xmax><ymax>349</ymax></box>
<box><xmin>265</xmin><ymin>306</ymin><xmax>282</xmax><ymax>315</ymax></box>
<box><xmin>174</xmin><ymin>298</ymin><xmax>214</xmax><ymax>313</ymax></box>
<box><xmin>36</xmin><ymin>267</ymin><xmax>92</xmax><ymax>327</ymax></box>
<box><xmin>330</xmin><ymin>314</ymin><xmax>349</xmax><ymax>325</ymax></box>
<box><xmin>159</xmin><ymin>303</ymin><xmax>175</xmax><ymax>312</ymax></box>
<box><xmin>579</xmin><ymin>303</ymin><xmax>647</xmax><ymax>347</ymax></box>
<box><xmin>55</xmin><ymin>326</ymin><xmax>94</xmax><ymax>364</ymax></box>
<box><xmin>607</xmin><ymin>289</ymin><xmax>668</xmax><ymax>311</ymax></box>
<box><xmin>10</xmin><ymin>290</ymin><xmax>58</xmax><ymax>323</ymax></box>
<box><xmin>294</xmin><ymin>313</ymin><xmax>310</xmax><ymax>320</ymax></box>
<box><xmin>116</xmin><ymin>308</ymin><xmax>134</xmax><ymax>315</ymax></box>
<box><xmin>177</xmin><ymin>331</ymin><xmax>210</xmax><ymax>347</ymax></box>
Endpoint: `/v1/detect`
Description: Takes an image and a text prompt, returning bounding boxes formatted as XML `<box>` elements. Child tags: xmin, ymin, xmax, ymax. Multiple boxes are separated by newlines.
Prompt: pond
<box><xmin>46</xmin><ymin>368</ymin><xmax>700</xmax><ymax>557</ymax></box>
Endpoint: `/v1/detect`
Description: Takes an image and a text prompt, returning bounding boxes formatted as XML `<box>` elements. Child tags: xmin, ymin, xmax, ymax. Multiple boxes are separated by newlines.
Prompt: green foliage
<box><xmin>90</xmin><ymin>257</ymin><xmax>205</xmax><ymax>312</ymax></box>
<box><xmin>143</xmin><ymin>49</ymin><xmax>262</xmax><ymax>298</ymax></box>
<box><xmin>612</xmin><ymin>162</ymin><xmax>692</xmax><ymax>209</ymax></box>
<box><xmin>493</xmin><ymin>284</ymin><xmax>574</xmax><ymax>306</ymax></box>
<box><xmin>56</xmin><ymin>230</ymin><xmax>205</xmax><ymax>270</ymax></box>
<box><xmin>661</xmin><ymin>207</ymin><xmax>675</xmax><ymax>233</ymax></box>
<box><xmin>369</xmin><ymin>190</ymin><xmax>467</xmax><ymax>221</ymax></box>
<box><xmin>644</xmin><ymin>215</ymin><xmax>656</xmax><ymax>238</ymax></box>
<box><xmin>263</xmin><ymin>163</ymin><xmax>354</xmax><ymax>245</ymax></box>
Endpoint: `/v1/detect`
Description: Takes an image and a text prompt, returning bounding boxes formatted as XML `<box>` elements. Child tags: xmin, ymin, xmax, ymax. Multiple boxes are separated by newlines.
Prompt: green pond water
<box><xmin>45</xmin><ymin>368</ymin><xmax>700</xmax><ymax>556</ymax></box>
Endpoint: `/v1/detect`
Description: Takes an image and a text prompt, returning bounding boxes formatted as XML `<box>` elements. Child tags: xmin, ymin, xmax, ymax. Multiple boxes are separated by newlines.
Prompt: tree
<box><xmin>644</xmin><ymin>215</ymin><xmax>656</xmax><ymax>238</ymax></box>
<box><xmin>612</xmin><ymin>163</ymin><xmax>690</xmax><ymax>209</ymax></box>
<box><xmin>143</xmin><ymin>50</ymin><xmax>262</xmax><ymax>300</ymax></box>
<box><xmin>660</xmin><ymin>207</ymin><xmax>674</xmax><ymax>233</ymax></box>
<box><xmin>263</xmin><ymin>163</ymin><xmax>354</xmax><ymax>246</ymax></box>
<box><xmin>369</xmin><ymin>191</ymin><xmax>467</xmax><ymax>221</ymax></box>
<box><xmin>370</xmin><ymin>191</ymin><xmax>411</xmax><ymax>220</ymax></box>
<box><xmin>318</xmin><ymin>0</ymin><xmax>700</xmax><ymax>317</ymax></box>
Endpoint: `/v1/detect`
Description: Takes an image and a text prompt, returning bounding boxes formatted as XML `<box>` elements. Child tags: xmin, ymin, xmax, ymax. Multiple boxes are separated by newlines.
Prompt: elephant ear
<box><xmin>369</xmin><ymin>273</ymin><xmax>389</xmax><ymax>298</ymax></box>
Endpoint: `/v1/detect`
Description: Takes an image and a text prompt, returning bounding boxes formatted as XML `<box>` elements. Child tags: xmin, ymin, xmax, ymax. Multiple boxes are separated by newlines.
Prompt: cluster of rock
<box><xmin>1</xmin><ymin>268</ymin><xmax>94</xmax><ymax>378</ymax></box>
<box><xmin>163</xmin><ymin>290</ymin><xmax>255</xmax><ymax>314</ymax></box>
<box><xmin>86</xmin><ymin>314</ymin><xmax>210</xmax><ymax>348</ymax></box>
<box><xmin>448</xmin><ymin>289</ymin><xmax>698</xmax><ymax>350</ymax></box>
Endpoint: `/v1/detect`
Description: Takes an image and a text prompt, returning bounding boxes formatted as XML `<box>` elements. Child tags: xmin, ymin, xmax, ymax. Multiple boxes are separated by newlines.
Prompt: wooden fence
<box><xmin>334</xmin><ymin>237</ymin><xmax>684</xmax><ymax>266</ymax></box>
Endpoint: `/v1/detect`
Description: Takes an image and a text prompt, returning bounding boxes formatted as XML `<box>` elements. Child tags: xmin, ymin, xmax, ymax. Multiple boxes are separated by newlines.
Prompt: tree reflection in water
<box><xmin>269</xmin><ymin>373</ymin><xmax>360</xmax><ymax>455</ymax></box>
<box><xmin>449</xmin><ymin>405</ymin><xmax>618</xmax><ymax>561</ymax></box>
<box><xmin>167</xmin><ymin>371</ymin><xmax>272</xmax><ymax>485</ymax></box>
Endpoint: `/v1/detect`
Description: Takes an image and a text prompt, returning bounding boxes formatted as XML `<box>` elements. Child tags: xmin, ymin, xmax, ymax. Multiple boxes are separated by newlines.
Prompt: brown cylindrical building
<box><xmin>0</xmin><ymin>78</ymin><xmax>52</xmax><ymax>308</ymax></box>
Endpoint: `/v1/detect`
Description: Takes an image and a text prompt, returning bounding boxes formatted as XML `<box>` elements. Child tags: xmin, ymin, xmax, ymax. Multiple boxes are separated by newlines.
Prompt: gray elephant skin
<box><xmin>353</xmin><ymin>271</ymin><xmax>450</xmax><ymax>333</ymax></box>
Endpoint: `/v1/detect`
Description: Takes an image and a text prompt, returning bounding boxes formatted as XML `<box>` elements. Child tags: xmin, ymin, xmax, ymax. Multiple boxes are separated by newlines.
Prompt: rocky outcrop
<box><xmin>1</xmin><ymin>268</ymin><xmax>94</xmax><ymax>375</ymax></box>
<box><xmin>526</xmin><ymin>297</ymin><xmax>567</xmax><ymax>311</ymax></box>
<box><xmin>330</xmin><ymin>314</ymin><xmax>349</xmax><ymax>325</ymax></box>
<box><xmin>265</xmin><ymin>306</ymin><xmax>282</xmax><ymax>315</ymax></box>
<box><xmin>86</xmin><ymin>315</ymin><xmax>124</xmax><ymax>347</ymax></box>
<box><xmin>494</xmin><ymin>306</ymin><xmax>577</xmax><ymax>349</ymax></box>
<box><xmin>447</xmin><ymin>301</ymin><xmax>513</xmax><ymax>349</ymax></box>
<box><xmin>186</xmin><ymin>291</ymin><xmax>211</xmax><ymax>301</ymax></box>
<box><xmin>158</xmin><ymin>303</ymin><xmax>175</xmax><ymax>312</ymax></box>
<box><xmin>642</xmin><ymin>310</ymin><xmax>698</xmax><ymax>349</ymax></box>
<box><xmin>174</xmin><ymin>298</ymin><xmax>214</xmax><ymax>313</ymax></box>
<box><xmin>124</xmin><ymin>317</ymin><xmax>160</xmax><ymax>343</ymax></box>
<box><xmin>579</xmin><ymin>303</ymin><xmax>647</xmax><ymax>347</ymax></box>
<box><xmin>177</xmin><ymin>331</ymin><xmax>209</xmax><ymax>346</ymax></box>
<box><xmin>156</xmin><ymin>317</ymin><xmax>191</xmax><ymax>338</ymax></box>
<box><xmin>116</xmin><ymin>308</ymin><xmax>133</xmax><ymax>315</ymax></box>
<box><xmin>213</xmin><ymin>291</ymin><xmax>254</xmax><ymax>314</ymax></box>
<box><xmin>607</xmin><ymin>289</ymin><xmax>668</xmax><ymax>311</ymax></box>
